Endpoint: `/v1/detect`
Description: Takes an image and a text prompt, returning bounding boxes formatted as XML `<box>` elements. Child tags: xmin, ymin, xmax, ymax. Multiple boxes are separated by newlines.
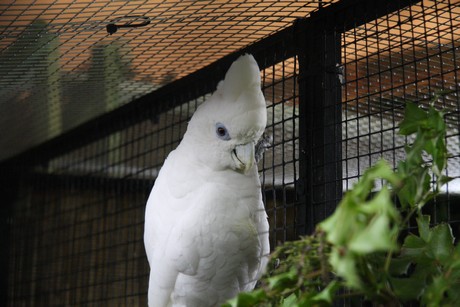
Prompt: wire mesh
<box><xmin>6</xmin><ymin>91</ymin><xmax>205</xmax><ymax>305</ymax></box>
<box><xmin>3</xmin><ymin>0</ymin><xmax>460</xmax><ymax>305</ymax></box>
<box><xmin>261</xmin><ymin>57</ymin><xmax>300</xmax><ymax>246</ymax></box>
<box><xmin>5</xmin><ymin>54</ymin><xmax>300</xmax><ymax>305</ymax></box>
<box><xmin>0</xmin><ymin>0</ymin><xmax>336</xmax><ymax>161</ymax></box>
<box><xmin>341</xmin><ymin>0</ymin><xmax>460</xmax><ymax>233</ymax></box>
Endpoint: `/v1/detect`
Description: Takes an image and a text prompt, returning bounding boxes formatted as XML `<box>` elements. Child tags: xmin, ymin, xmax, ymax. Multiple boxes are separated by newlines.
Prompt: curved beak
<box><xmin>231</xmin><ymin>142</ymin><xmax>255</xmax><ymax>174</ymax></box>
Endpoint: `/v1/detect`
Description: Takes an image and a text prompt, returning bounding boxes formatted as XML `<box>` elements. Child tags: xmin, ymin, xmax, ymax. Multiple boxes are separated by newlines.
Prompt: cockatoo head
<box><xmin>183</xmin><ymin>54</ymin><xmax>267</xmax><ymax>174</ymax></box>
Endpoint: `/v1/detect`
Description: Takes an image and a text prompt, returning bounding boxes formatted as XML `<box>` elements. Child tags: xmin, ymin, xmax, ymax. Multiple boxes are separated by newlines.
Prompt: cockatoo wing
<box><xmin>144</xmin><ymin>150</ymin><xmax>201</xmax><ymax>306</ymax></box>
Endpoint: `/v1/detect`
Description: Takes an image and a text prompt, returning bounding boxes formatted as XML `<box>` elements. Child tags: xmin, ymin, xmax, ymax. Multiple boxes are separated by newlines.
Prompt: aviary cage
<box><xmin>0</xmin><ymin>0</ymin><xmax>459</xmax><ymax>305</ymax></box>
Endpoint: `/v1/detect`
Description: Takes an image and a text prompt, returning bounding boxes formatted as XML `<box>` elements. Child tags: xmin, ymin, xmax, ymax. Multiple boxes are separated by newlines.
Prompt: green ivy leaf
<box><xmin>389</xmin><ymin>256</ymin><xmax>412</xmax><ymax>276</ymax></box>
<box><xmin>426</xmin><ymin>223</ymin><xmax>454</xmax><ymax>262</ymax></box>
<box><xmin>267</xmin><ymin>267</ymin><xmax>298</xmax><ymax>291</ymax></box>
<box><xmin>223</xmin><ymin>289</ymin><xmax>267</xmax><ymax>307</ymax></box>
<box><xmin>396</xmin><ymin>175</ymin><xmax>415</xmax><ymax>209</ymax></box>
<box><xmin>363</xmin><ymin>160</ymin><xmax>401</xmax><ymax>188</ymax></box>
<box><xmin>310</xmin><ymin>280</ymin><xmax>340</xmax><ymax>304</ymax></box>
<box><xmin>434</xmin><ymin>146</ymin><xmax>447</xmax><ymax>178</ymax></box>
<box><xmin>348</xmin><ymin>187</ymin><xmax>398</xmax><ymax>253</ymax></box>
<box><xmin>447</xmin><ymin>289</ymin><xmax>460</xmax><ymax>305</ymax></box>
<box><xmin>319</xmin><ymin>192</ymin><xmax>358</xmax><ymax>246</ymax></box>
<box><xmin>349</xmin><ymin>214</ymin><xmax>397</xmax><ymax>253</ymax></box>
<box><xmin>438</xmin><ymin>175</ymin><xmax>454</xmax><ymax>188</ymax></box>
<box><xmin>397</xmin><ymin>164</ymin><xmax>432</xmax><ymax>210</ymax></box>
<box><xmin>320</xmin><ymin>161</ymin><xmax>400</xmax><ymax>248</ymax></box>
<box><xmin>390</xmin><ymin>276</ymin><xmax>426</xmax><ymax>301</ymax></box>
<box><xmin>416</xmin><ymin>214</ymin><xmax>431</xmax><ymax>242</ymax></box>
<box><xmin>329</xmin><ymin>249</ymin><xmax>361</xmax><ymax>289</ymax></box>
<box><xmin>400</xmin><ymin>234</ymin><xmax>427</xmax><ymax>261</ymax></box>
<box><xmin>280</xmin><ymin>293</ymin><xmax>298</xmax><ymax>307</ymax></box>
<box><xmin>422</xmin><ymin>276</ymin><xmax>449</xmax><ymax>307</ymax></box>
<box><xmin>427</xmin><ymin>106</ymin><xmax>446</xmax><ymax>135</ymax></box>
<box><xmin>399</xmin><ymin>102</ymin><xmax>428</xmax><ymax>135</ymax></box>
<box><xmin>449</xmin><ymin>244</ymin><xmax>460</xmax><ymax>272</ymax></box>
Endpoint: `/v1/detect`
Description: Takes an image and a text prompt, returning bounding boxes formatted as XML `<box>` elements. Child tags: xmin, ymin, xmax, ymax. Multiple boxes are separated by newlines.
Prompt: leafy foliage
<box><xmin>224</xmin><ymin>98</ymin><xmax>459</xmax><ymax>306</ymax></box>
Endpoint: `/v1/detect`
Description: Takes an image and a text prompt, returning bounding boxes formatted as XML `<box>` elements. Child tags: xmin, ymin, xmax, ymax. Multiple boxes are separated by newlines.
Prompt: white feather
<box><xmin>144</xmin><ymin>54</ymin><xmax>269</xmax><ymax>307</ymax></box>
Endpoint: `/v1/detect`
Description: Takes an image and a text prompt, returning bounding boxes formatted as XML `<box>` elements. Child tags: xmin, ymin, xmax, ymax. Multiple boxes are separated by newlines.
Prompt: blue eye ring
<box><xmin>215</xmin><ymin>123</ymin><xmax>231</xmax><ymax>141</ymax></box>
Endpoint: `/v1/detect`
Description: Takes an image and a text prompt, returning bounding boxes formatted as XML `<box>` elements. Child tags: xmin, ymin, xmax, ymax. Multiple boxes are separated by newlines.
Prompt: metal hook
<box><xmin>106</xmin><ymin>15</ymin><xmax>151</xmax><ymax>35</ymax></box>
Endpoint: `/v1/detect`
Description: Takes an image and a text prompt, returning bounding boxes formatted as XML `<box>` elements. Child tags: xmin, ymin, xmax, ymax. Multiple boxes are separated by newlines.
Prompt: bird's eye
<box><xmin>217</xmin><ymin>127</ymin><xmax>226</xmax><ymax>136</ymax></box>
<box><xmin>215</xmin><ymin>123</ymin><xmax>230</xmax><ymax>141</ymax></box>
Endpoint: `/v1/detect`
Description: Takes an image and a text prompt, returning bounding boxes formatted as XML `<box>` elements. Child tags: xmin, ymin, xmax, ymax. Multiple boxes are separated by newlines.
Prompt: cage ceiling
<box><xmin>0</xmin><ymin>0</ymin><xmax>338</xmax><ymax>161</ymax></box>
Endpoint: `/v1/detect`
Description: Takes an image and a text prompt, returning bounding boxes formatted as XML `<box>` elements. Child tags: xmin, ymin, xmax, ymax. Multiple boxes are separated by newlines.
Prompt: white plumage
<box><xmin>144</xmin><ymin>54</ymin><xmax>269</xmax><ymax>307</ymax></box>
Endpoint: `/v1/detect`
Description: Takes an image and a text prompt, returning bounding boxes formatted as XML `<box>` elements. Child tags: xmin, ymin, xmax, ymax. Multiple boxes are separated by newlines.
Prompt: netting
<box><xmin>2</xmin><ymin>0</ymin><xmax>459</xmax><ymax>305</ymax></box>
<box><xmin>5</xmin><ymin>56</ymin><xmax>300</xmax><ymax>305</ymax></box>
<box><xmin>341</xmin><ymin>0</ymin><xmax>460</xmax><ymax>234</ymax></box>
<box><xmin>0</xmin><ymin>0</ymin><xmax>335</xmax><ymax>161</ymax></box>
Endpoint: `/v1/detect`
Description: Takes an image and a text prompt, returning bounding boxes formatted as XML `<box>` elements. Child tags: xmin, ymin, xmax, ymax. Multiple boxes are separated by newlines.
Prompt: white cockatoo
<box><xmin>144</xmin><ymin>54</ymin><xmax>269</xmax><ymax>307</ymax></box>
